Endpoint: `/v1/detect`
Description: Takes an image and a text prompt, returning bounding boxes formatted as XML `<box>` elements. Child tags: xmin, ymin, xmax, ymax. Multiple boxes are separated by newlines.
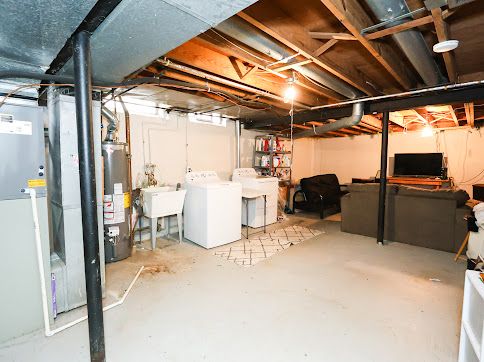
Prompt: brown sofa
<box><xmin>341</xmin><ymin>183</ymin><xmax>471</xmax><ymax>252</ymax></box>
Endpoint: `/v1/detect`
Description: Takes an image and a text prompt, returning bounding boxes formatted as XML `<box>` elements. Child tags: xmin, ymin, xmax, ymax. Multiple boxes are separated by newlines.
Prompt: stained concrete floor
<box><xmin>0</xmin><ymin>215</ymin><xmax>466</xmax><ymax>362</ymax></box>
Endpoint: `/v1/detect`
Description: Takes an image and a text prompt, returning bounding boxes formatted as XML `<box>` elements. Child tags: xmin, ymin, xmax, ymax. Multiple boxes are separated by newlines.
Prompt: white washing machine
<box><xmin>184</xmin><ymin>171</ymin><xmax>242</xmax><ymax>248</ymax></box>
<box><xmin>232</xmin><ymin>168</ymin><xmax>279</xmax><ymax>228</ymax></box>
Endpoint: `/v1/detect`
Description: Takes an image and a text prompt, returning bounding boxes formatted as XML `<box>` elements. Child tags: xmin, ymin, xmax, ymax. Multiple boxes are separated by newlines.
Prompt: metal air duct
<box><xmin>215</xmin><ymin>17</ymin><xmax>364</xmax><ymax>99</ymax></box>
<box><xmin>364</xmin><ymin>0</ymin><xmax>446</xmax><ymax>86</ymax></box>
<box><xmin>293</xmin><ymin>102</ymin><xmax>364</xmax><ymax>138</ymax></box>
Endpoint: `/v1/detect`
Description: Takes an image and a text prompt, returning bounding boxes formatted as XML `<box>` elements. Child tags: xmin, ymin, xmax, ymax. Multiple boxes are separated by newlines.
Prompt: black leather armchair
<box><xmin>293</xmin><ymin>174</ymin><xmax>347</xmax><ymax>218</ymax></box>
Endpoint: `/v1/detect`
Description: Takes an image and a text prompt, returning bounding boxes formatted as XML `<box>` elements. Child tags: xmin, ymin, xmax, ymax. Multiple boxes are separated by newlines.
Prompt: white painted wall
<box><xmin>112</xmin><ymin>110</ymin><xmax>262</xmax><ymax>187</ymax></box>
<box><xmin>292</xmin><ymin>128</ymin><xmax>484</xmax><ymax>197</ymax></box>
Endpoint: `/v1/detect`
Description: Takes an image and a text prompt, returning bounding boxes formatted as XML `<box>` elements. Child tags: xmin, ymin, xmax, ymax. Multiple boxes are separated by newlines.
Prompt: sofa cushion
<box><xmin>348</xmin><ymin>183</ymin><xmax>398</xmax><ymax>194</ymax></box>
<box><xmin>397</xmin><ymin>185</ymin><xmax>469</xmax><ymax>207</ymax></box>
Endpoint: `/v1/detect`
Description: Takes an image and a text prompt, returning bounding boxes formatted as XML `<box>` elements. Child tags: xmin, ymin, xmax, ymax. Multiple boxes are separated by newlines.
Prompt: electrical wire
<box><xmin>0</xmin><ymin>81</ymin><xmax>273</xmax><ymax>112</ymax></box>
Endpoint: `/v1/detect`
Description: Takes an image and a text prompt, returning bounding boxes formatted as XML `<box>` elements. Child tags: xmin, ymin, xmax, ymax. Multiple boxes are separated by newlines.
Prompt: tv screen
<box><xmin>393</xmin><ymin>153</ymin><xmax>443</xmax><ymax>178</ymax></box>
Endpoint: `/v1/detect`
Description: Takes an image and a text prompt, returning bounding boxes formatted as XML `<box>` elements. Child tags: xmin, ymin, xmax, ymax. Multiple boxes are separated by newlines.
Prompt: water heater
<box><xmin>102</xmin><ymin>141</ymin><xmax>131</xmax><ymax>262</ymax></box>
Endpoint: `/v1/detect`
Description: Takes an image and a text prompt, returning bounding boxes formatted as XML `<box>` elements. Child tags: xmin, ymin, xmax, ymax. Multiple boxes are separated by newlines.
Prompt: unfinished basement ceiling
<box><xmin>131</xmin><ymin>0</ymin><xmax>484</xmax><ymax>138</ymax></box>
<box><xmin>118</xmin><ymin>85</ymin><xmax>284</xmax><ymax>120</ymax></box>
<box><xmin>59</xmin><ymin>0</ymin><xmax>259</xmax><ymax>83</ymax></box>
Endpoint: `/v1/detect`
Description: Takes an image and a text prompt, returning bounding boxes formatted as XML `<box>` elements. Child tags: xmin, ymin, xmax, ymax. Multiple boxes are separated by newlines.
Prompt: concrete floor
<box><xmin>0</xmin><ymin>215</ymin><xmax>466</xmax><ymax>362</ymax></box>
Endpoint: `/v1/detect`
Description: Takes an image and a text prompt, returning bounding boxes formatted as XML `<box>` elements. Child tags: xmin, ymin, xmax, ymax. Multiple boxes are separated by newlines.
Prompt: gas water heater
<box><xmin>102</xmin><ymin>113</ymin><xmax>132</xmax><ymax>262</ymax></box>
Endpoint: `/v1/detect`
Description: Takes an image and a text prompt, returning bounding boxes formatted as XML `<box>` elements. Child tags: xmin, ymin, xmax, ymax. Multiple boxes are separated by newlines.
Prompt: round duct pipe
<box><xmin>215</xmin><ymin>17</ymin><xmax>364</xmax><ymax>99</ymax></box>
<box><xmin>363</xmin><ymin>0</ymin><xmax>447</xmax><ymax>86</ymax></box>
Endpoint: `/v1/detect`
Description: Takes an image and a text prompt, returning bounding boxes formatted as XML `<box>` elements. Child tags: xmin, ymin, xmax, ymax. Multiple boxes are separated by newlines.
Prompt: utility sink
<box><xmin>141</xmin><ymin>186</ymin><xmax>186</xmax><ymax>218</ymax></box>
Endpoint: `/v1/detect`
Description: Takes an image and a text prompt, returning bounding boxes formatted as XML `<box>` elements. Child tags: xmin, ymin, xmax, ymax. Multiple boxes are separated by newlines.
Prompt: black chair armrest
<box><xmin>293</xmin><ymin>190</ymin><xmax>307</xmax><ymax>204</ymax></box>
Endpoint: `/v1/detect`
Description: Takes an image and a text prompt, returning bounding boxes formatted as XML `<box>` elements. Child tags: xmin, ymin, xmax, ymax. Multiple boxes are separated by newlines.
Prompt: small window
<box><xmin>188</xmin><ymin>113</ymin><xmax>227</xmax><ymax>127</ymax></box>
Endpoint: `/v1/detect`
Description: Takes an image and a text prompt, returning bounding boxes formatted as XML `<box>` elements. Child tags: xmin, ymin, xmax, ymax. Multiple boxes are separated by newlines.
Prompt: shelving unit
<box><xmin>253</xmin><ymin>135</ymin><xmax>292</xmax><ymax>183</ymax></box>
<box><xmin>459</xmin><ymin>270</ymin><xmax>484</xmax><ymax>362</ymax></box>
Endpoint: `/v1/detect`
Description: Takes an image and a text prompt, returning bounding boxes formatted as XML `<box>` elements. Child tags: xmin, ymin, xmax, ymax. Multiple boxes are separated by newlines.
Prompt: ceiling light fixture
<box><xmin>284</xmin><ymin>74</ymin><xmax>297</xmax><ymax>103</ymax></box>
<box><xmin>433</xmin><ymin>40</ymin><xmax>459</xmax><ymax>53</ymax></box>
<box><xmin>421</xmin><ymin>124</ymin><xmax>434</xmax><ymax>137</ymax></box>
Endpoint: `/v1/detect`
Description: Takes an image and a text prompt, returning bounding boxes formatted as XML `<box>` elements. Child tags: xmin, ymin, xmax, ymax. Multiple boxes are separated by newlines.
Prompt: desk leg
<box><xmin>138</xmin><ymin>210</ymin><xmax>142</xmax><ymax>245</ymax></box>
<box><xmin>263</xmin><ymin>195</ymin><xmax>267</xmax><ymax>234</ymax></box>
<box><xmin>246</xmin><ymin>198</ymin><xmax>249</xmax><ymax>239</ymax></box>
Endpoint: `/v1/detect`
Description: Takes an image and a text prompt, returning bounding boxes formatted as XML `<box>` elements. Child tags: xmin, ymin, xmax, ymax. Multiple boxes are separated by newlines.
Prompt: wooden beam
<box><xmin>313</xmin><ymin>39</ymin><xmax>339</xmax><ymax>57</ymax></box>
<box><xmin>448</xmin><ymin>105</ymin><xmax>459</xmax><ymax>127</ymax></box>
<box><xmin>271</xmin><ymin>59</ymin><xmax>313</xmax><ymax>72</ymax></box>
<box><xmin>293</xmin><ymin>124</ymin><xmax>312</xmax><ymax>130</ymax></box>
<box><xmin>319</xmin><ymin>0</ymin><xmax>414</xmax><ymax>89</ymax></box>
<box><xmin>408</xmin><ymin>109</ymin><xmax>427</xmax><ymax>123</ymax></box>
<box><xmin>361</xmin><ymin>115</ymin><xmax>382</xmax><ymax>131</ymax></box>
<box><xmin>309</xmin><ymin>32</ymin><xmax>356</xmax><ymax>41</ymax></box>
<box><xmin>365</xmin><ymin>15</ymin><xmax>434</xmax><ymax>40</ymax></box>
<box><xmin>238</xmin><ymin>11</ymin><xmax>375</xmax><ymax>95</ymax></box>
<box><xmin>241</xmin><ymin>65</ymin><xmax>258</xmax><ymax>80</ymax></box>
<box><xmin>228</xmin><ymin>56</ymin><xmax>244</xmax><ymax>79</ymax></box>
<box><xmin>197</xmin><ymin>34</ymin><xmax>344</xmax><ymax>101</ymax></box>
<box><xmin>464</xmin><ymin>103</ymin><xmax>475</xmax><ymax>127</ymax></box>
<box><xmin>352</xmin><ymin>125</ymin><xmax>376</xmax><ymax>134</ymax></box>
<box><xmin>431</xmin><ymin>8</ymin><xmax>457</xmax><ymax>83</ymax></box>
<box><xmin>389</xmin><ymin>112</ymin><xmax>406</xmax><ymax>127</ymax></box>
<box><xmin>338</xmin><ymin>127</ymin><xmax>361</xmax><ymax>135</ymax></box>
<box><xmin>164</xmin><ymin>40</ymin><xmax>321</xmax><ymax>107</ymax></box>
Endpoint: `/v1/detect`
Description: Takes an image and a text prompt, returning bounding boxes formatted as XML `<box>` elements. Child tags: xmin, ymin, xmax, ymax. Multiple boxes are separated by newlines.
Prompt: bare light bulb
<box><xmin>421</xmin><ymin>124</ymin><xmax>433</xmax><ymax>137</ymax></box>
<box><xmin>284</xmin><ymin>84</ymin><xmax>296</xmax><ymax>103</ymax></box>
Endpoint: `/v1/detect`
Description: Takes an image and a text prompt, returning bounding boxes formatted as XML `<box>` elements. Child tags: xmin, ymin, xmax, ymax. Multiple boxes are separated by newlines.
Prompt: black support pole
<box><xmin>73</xmin><ymin>31</ymin><xmax>106</xmax><ymax>361</ymax></box>
<box><xmin>377</xmin><ymin>111</ymin><xmax>389</xmax><ymax>245</ymax></box>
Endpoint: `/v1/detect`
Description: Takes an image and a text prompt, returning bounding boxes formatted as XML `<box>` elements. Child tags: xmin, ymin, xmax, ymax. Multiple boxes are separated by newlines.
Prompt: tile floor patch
<box><xmin>213</xmin><ymin>225</ymin><xmax>323</xmax><ymax>267</ymax></box>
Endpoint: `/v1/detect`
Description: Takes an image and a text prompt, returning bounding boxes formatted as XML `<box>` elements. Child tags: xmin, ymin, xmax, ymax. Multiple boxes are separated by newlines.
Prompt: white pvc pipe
<box><xmin>235</xmin><ymin>120</ymin><xmax>241</xmax><ymax>169</ymax></box>
<box><xmin>24</xmin><ymin>188</ymin><xmax>144</xmax><ymax>337</ymax></box>
<box><xmin>24</xmin><ymin>188</ymin><xmax>52</xmax><ymax>337</ymax></box>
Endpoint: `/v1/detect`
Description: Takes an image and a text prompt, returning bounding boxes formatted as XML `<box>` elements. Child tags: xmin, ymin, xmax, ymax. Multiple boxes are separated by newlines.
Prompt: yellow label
<box><xmin>123</xmin><ymin>192</ymin><xmax>130</xmax><ymax>208</ymax></box>
<box><xmin>28</xmin><ymin>179</ymin><xmax>46</xmax><ymax>187</ymax></box>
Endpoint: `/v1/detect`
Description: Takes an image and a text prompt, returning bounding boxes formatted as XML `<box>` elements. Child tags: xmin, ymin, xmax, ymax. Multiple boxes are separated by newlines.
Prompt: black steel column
<box><xmin>73</xmin><ymin>31</ymin><xmax>106</xmax><ymax>361</ymax></box>
<box><xmin>377</xmin><ymin>111</ymin><xmax>389</xmax><ymax>245</ymax></box>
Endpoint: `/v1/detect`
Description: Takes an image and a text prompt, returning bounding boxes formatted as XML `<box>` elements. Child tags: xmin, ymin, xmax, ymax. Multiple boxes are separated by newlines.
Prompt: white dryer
<box><xmin>184</xmin><ymin>171</ymin><xmax>242</xmax><ymax>248</ymax></box>
<box><xmin>232</xmin><ymin>168</ymin><xmax>279</xmax><ymax>228</ymax></box>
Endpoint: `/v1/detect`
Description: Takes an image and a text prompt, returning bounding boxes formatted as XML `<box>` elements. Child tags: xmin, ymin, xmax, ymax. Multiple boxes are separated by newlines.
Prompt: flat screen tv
<box><xmin>393</xmin><ymin>153</ymin><xmax>443</xmax><ymax>178</ymax></box>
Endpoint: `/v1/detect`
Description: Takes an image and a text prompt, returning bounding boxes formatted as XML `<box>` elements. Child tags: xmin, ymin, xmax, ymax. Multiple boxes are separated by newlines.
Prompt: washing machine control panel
<box><xmin>233</xmin><ymin>168</ymin><xmax>257</xmax><ymax>178</ymax></box>
<box><xmin>185</xmin><ymin>171</ymin><xmax>220</xmax><ymax>183</ymax></box>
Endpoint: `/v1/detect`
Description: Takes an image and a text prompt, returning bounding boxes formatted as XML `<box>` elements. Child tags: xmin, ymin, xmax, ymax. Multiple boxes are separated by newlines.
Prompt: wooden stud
<box><xmin>313</xmin><ymin>39</ymin><xmax>339</xmax><ymax>57</ymax></box>
<box><xmin>361</xmin><ymin>115</ymin><xmax>382</xmax><ymax>131</ymax></box>
<box><xmin>241</xmin><ymin>65</ymin><xmax>258</xmax><ymax>80</ymax></box>
<box><xmin>389</xmin><ymin>112</ymin><xmax>406</xmax><ymax>127</ymax></box>
<box><xmin>365</xmin><ymin>15</ymin><xmax>434</xmax><ymax>40</ymax></box>
<box><xmin>195</xmin><ymin>35</ymin><xmax>343</xmax><ymax>101</ymax></box>
<box><xmin>238</xmin><ymin>11</ymin><xmax>375</xmax><ymax>95</ymax></box>
<box><xmin>228</xmin><ymin>56</ymin><xmax>244</xmax><ymax>79</ymax></box>
<box><xmin>293</xmin><ymin>124</ymin><xmax>312</xmax><ymax>130</ymax></box>
<box><xmin>448</xmin><ymin>105</ymin><xmax>459</xmax><ymax>127</ymax></box>
<box><xmin>431</xmin><ymin>8</ymin><xmax>457</xmax><ymax>83</ymax></box>
<box><xmin>271</xmin><ymin>59</ymin><xmax>313</xmax><ymax>72</ymax></box>
<box><xmin>319</xmin><ymin>0</ymin><xmax>415</xmax><ymax>90</ymax></box>
<box><xmin>464</xmin><ymin>103</ymin><xmax>475</xmax><ymax>127</ymax></box>
<box><xmin>308</xmin><ymin>32</ymin><xmax>357</xmax><ymax>41</ymax></box>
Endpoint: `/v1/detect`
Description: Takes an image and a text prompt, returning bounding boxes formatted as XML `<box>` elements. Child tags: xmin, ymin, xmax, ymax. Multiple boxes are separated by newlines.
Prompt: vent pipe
<box><xmin>363</xmin><ymin>0</ymin><xmax>446</xmax><ymax>86</ymax></box>
<box><xmin>101</xmin><ymin>107</ymin><xmax>119</xmax><ymax>142</ymax></box>
<box><xmin>215</xmin><ymin>17</ymin><xmax>364</xmax><ymax>99</ymax></box>
<box><xmin>293</xmin><ymin>102</ymin><xmax>364</xmax><ymax>138</ymax></box>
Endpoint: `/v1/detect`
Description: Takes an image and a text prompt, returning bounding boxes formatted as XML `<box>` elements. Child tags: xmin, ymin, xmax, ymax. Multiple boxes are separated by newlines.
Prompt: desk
<box><xmin>242</xmin><ymin>188</ymin><xmax>267</xmax><ymax>239</ymax></box>
<box><xmin>387</xmin><ymin>177</ymin><xmax>450</xmax><ymax>189</ymax></box>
